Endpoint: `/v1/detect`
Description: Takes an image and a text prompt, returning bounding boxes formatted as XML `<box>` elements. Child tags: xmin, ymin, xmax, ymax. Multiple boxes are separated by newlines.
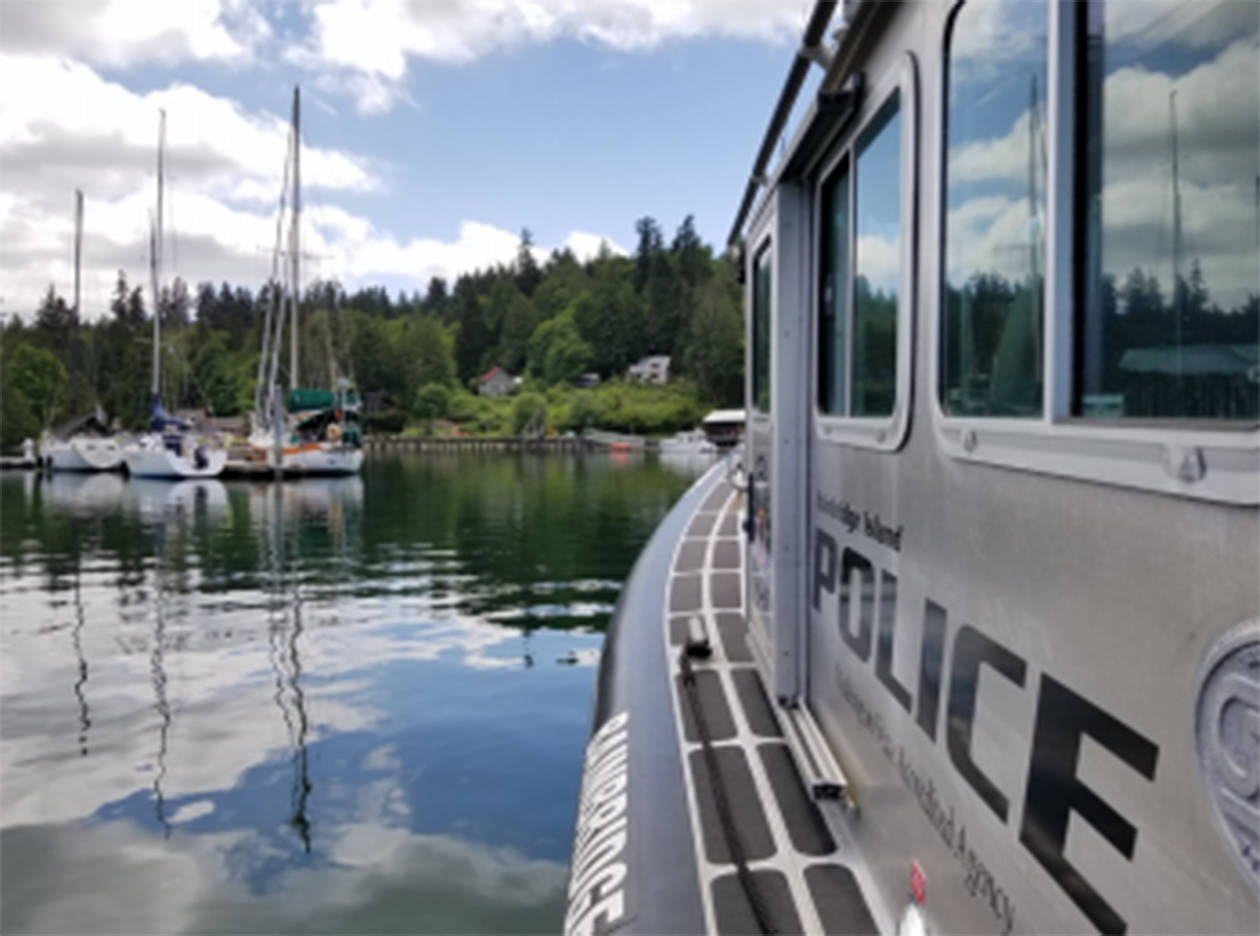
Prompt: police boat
<box><xmin>566</xmin><ymin>1</ymin><xmax>1258</xmax><ymax>934</ymax></box>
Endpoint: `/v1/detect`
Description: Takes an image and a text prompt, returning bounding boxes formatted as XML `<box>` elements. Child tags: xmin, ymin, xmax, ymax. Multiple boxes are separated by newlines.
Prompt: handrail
<box><xmin>726</xmin><ymin>0</ymin><xmax>840</xmax><ymax>250</ymax></box>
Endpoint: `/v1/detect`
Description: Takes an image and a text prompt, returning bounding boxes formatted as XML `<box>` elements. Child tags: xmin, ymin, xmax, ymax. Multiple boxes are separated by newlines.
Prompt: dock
<box><xmin>363</xmin><ymin>435</ymin><xmax>593</xmax><ymax>453</ymax></box>
<box><xmin>0</xmin><ymin>455</ymin><xmax>40</xmax><ymax>470</ymax></box>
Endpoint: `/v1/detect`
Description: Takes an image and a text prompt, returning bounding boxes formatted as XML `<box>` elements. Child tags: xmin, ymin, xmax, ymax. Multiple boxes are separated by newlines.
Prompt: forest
<box><xmin>1</xmin><ymin>215</ymin><xmax>746</xmax><ymax>449</ymax></box>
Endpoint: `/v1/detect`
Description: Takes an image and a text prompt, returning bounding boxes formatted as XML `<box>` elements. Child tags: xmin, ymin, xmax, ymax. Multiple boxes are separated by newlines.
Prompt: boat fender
<box><xmin>328</xmin><ymin>423</ymin><xmax>342</xmax><ymax>442</ymax></box>
<box><xmin>194</xmin><ymin>445</ymin><xmax>208</xmax><ymax>470</ymax></box>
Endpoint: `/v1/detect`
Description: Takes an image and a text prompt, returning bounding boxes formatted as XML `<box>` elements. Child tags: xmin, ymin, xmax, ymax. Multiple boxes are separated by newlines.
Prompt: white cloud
<box><xmin>855</xmin><ymin>233</ymin><xmax>900</xmax><ymax>296</ymax></box>
<box><xmin>0</xmin><ymin>0</ymin><xmax>266</xmax><ymax>67</ymax></box>
<box><xmin>0</xmin><ymin>54</ymin><xmax>621</xmax><ymax>317</ymax></box>
<box><xmin>291</xmin><ymin>0</ymin><xmax>812</xmax><ymax>113</ymax></box>
<box><xmin>563</xmin><ymin>229</ymin><xmax>627</xmax><ymax>262</ymax></box>
<box><xmin>946</xmin><ymin>32</ymin><xmax>1258</xmax><ymax>309</ymax></box>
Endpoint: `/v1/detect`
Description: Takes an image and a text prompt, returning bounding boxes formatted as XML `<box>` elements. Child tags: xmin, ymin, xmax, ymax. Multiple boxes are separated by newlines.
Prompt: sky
<box><xmin>0</xmin><ymin>0</ymin><xmax>821</xmax><ymax>320</ymax></box>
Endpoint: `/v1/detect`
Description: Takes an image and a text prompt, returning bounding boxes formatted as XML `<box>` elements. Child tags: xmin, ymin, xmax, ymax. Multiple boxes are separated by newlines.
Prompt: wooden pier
<box><xmin>364</xmin><ymin>435</ymin><xmax>594</xmax><ymax>453</ymax></box>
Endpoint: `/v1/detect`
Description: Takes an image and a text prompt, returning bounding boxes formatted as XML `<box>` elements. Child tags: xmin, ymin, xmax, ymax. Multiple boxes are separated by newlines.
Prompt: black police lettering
<box><xmin>839</xmin><ymin>548</ymin><xmax>874</xmax><ymax>661</ymax></box>
<box><xmin>947</xmin><ymin>625</ymin><xmax>1027</xmax><ymax>823</ymax></box>
<box><xmin>1018</xmin><ymin>675</ymin><xmax>1158</xmax><ymax>936</ymax></box>
<box><xmin>813</xmin><ymin>528</ymin><xmax>837</xmax><ymax>612</ymax></box>
<box><xmin>916</xmin><ymin>599</ymin><xmax>947</xmax><ymax>741</ymax></box>
<box><xmin>876</xmin><ymin>570</ymin><xmax>912</xmax><ymax>711</ymax></box>
<box><xmin>811</xmin><ymin>527</ymin><xmax>1162</xmax><ymax>934</ymax></box>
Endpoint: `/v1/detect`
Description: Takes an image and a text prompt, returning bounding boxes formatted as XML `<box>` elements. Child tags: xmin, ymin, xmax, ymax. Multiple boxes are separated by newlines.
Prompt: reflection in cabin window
<box><xmin>853</xmin><ymin>96</ymin><xmax>901</xmax><ymax>416</ymax></box>
<box><xmin>819</xmin><ymin>158</ymin><xmax>850</xmax><ymax>414</ymax></box>
<box><xmin>753</xmin><ymin>241</ymin><xmax>772</xmax><ymax>413</ymax></box>
<box><xmin>942</xmin><ymin>0</ymin><xmax>1047</xmax><ymax>417</ymax></box>
<box><xmin>818</xmin><ymin>93</ymin><xmax>901</xmax><ymax>418</ymax></box>
<box><xmin>1077</xmin><ymin>0</ymin><xmax>1259</xmax><ymax>421</ymax></box>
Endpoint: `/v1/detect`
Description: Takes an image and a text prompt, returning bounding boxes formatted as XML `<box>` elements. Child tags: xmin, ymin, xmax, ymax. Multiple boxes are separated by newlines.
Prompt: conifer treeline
<box><xmin>1</xmin><ymin>215</ymin><xmax>745</xmax><ymax>446</ymax></box>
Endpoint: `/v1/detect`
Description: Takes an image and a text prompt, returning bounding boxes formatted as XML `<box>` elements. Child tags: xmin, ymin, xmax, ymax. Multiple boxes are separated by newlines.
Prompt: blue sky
<box><xmin>0</xmin><ymin>0</ymin><xmax>819</xmax><ymax>317</ymax></box>
<box><xmin>109</xmin><ymin>37</ymin><xmax>795</xmax><ymax>253</ymax></box>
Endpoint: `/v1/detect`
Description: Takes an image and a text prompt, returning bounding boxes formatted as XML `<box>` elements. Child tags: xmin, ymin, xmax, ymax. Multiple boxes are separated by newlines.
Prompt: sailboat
<box><xmin>123</xmin><ymin>110</ymin><xmax>226</xmax><ymax>480</ymax></box>
<box><xmin>247</xmin><ymin>86</ymin><xmax>363</xmax><ymax>476</ymax></box>
<box><xmin>43</xmin><ymin>190</ymin><xmax>126</xmax><ymax>472</ymax></box>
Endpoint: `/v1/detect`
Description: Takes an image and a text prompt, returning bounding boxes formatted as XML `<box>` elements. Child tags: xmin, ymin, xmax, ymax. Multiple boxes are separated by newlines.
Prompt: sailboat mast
<box><xmin>257</xmin><ymin>127</ymin><xmax>293</xmax><ymax>419</ymax></box>
<box><xmin>289</xmin><ymin>86</ymin><xmax>300</xmax><ymax>390</ymax></box>
<box><xmin>1169</xmin><ymin>90</ymin><xmax>1183</xmax><ymax>385</ymax></box>
<box><xmin>72</xmin><ymin>188</ymin><xmax>83</xmax><ymax>411</ymax></box>
<box><xmin>151</xmin><ymin>109</ymin><xmax>166</xmax><ymax>398</ymax></box>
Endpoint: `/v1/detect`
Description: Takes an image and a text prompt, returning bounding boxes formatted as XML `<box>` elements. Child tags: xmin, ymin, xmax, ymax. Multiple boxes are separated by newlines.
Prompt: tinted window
<box><xmin>1077</xmin><ymin>0</ymin><xmax>1259</xmax><ymax>420</ymax></box>
<box><xmin>853</xmin><ymin>96</ymin><xmax>901</xmax><ymax>417</ymax></box>
<box><xmin>942</xmin><ymin>0</ymin><xmax>1047</xmax><ymax>417</ymax></box>
<box><xmin>819</xmin><ymin>158</ymin><xmax>850</xmax><ymax>414</ymax></box>
<box><xmin>818</xmin><ymin>93</ymin><xmax>901</xmax><ymax>418</ymax></box>
<box><xmin>753</xmin><ymin>241</ymin><xmax>772</xmax><ymax>413</ymax></box>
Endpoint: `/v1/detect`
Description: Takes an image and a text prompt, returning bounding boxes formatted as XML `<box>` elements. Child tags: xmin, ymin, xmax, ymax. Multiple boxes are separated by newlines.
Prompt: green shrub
<box><xmin>511</xmin><ymin>392</ymin><xmax>547</xmax><ymax>435</ymax></box>
<box><xmin>567</xmin><ymin>391</ymin><xmax>599</xmax><ymax>431</ymax></box>
<box><xmin>364</xmin><ymin>409</ymin><xmax>407</xmax><ymax>434</ymax></box>
<box><xmin>447</xmin><ymin>390</ymin><xmax>478</xmax><ymax>423</ymax></box>
<box><xmin>413</xmin><ymin>383</ymin><xmax>451</xmax><ymax>421</ymax></box>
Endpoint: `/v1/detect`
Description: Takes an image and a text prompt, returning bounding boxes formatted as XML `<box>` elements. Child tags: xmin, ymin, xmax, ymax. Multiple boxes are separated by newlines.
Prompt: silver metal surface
<box><xmin>738</xmin><ymin>1</ymin><xmax>1260</xmax><ymax>932</ymax></box>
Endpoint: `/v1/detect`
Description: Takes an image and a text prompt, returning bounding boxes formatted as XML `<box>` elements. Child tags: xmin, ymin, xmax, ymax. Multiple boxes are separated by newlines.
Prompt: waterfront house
<box><xmin>478</xmin><ymin>366</ymin><xmax>517</xmax><ymax>397</ymax></box>
<box><xmin>627</xmin><ymin>355</ymin><xmax>670</xmax><ymax>385</ymax></box>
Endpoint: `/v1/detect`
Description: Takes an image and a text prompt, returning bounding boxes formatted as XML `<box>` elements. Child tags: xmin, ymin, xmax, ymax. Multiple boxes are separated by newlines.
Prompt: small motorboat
<box><xmin>658</xmin><ymin>428</ymin><xmax>717</xmax><ymax>455</ymax></box>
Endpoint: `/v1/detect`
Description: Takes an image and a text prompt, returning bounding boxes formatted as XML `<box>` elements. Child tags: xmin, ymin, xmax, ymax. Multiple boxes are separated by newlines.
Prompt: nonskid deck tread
<box><xmin>663</xmin><ymin>478</ymin><xmax>878</xmax><ymax>935</ymax></box>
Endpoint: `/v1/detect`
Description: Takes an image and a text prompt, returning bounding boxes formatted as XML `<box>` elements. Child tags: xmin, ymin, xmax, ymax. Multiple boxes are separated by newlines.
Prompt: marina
<box><xmin>1</xmin><ymin>0</ymin><xmax>1256</xmax><ymax>933</ymax></box>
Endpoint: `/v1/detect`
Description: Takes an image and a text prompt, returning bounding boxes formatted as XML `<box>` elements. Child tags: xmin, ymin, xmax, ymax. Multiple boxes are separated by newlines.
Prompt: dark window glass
<box><xmin>818</xmin><ymin>92</ymin><xmax>901</xmax><ymax>418</ymax></box>
<box><xmin>942</xmin><ymin>0</ymin><xmax>1047</xmax><ymax>417</ymax></box>
<box><xmin>753</xmin><ymin>242</ymin><xmax>772</xmax><ymax>413</ymax></box>
<box><xmin>1077</xmin><ymin>0</ymin><xmax>1259</xmax><ymax>421</ymax></box>
<box><xmin>853</xmin><ymin>95</ymin><xmax>901</xmax><ymax>417</ymax></box>
<box><xmin>819</xmin><ymin>158</ymin><xmax>851</xmax><ymax>414</ymax></box>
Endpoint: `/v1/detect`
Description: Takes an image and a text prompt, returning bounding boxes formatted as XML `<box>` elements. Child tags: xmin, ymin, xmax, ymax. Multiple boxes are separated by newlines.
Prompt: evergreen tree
<box><xmin>515</xmin><ymin>228</ymin><xmax>542</xmax><ymax>297</ymax></box>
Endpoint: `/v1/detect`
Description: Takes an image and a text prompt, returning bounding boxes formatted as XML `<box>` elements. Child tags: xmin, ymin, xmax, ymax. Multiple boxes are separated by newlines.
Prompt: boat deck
<box><xmin>664</xmin><ymin>476</ymin><xmax>877</xmax><ymax>935</ymax></box>
<box><xmin>569</xmin><ymin>460</ymin><xmax>880</xmax><ymax>935</ymax></box>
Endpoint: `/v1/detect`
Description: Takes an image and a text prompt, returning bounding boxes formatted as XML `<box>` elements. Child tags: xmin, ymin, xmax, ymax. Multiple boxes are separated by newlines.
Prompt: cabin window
<box><xmin>941</xmin><ymin>0</ymin><xmax>1048</xmax><ymax>417</ymax></box>
<box><xmin>753</xmin><ymin>240</ymin><xmax>773</xmax><ymax>413</ymax></box>
<box><xmin>819</xmin><ymin>158</ymin><xmax>851</xmax><ymax>413</ymax></box>
<box><xmin>818</xmin><ymin>93</ymin><xmax>901</xmax><ymax>417</ymax></box>
<box><xmin>1075</xmin><ymin>0</ymin><xmax>1259</xmax><ymax>421</ymax></box>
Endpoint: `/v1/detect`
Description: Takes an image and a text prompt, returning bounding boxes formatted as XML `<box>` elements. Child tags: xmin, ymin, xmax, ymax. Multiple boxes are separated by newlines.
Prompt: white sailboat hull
<box><xmin>247</xmin><ymin>434</ymin><xmax>363</xmax><ymax>475</ymax></box>
<box><xmin>281</xmin><ymin>444</ymin><xmax>363</xmax><ymax>475</ymax></box>
<box><xmin>45</xmin><ymin>436</ymin><xmax>125</xmax><ymax>472</ymax></box>
<box><xmin>124</xmin><ymin>438</ymin><xmax>226</xmax><ymax>479</ymax></box>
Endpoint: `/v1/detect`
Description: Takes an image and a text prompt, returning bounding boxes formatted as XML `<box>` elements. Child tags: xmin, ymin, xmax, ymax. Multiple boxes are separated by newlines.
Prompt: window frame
<box><xmin>931</xmin><ymin>0</ymin><xmax>1259</xmax><ymax>505</ymax></box>
<box><xmin>812</xmin><ymin>52</ymin><xmax>919</xmax><ymax>452</ymax></box>
<box><xmin>751</xmin><ymin>233</ymin><xmax>774</xmax><ymax>416</ymax></box>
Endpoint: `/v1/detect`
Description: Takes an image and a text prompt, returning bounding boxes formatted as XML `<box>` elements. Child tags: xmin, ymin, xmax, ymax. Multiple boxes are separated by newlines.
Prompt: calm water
<box><xmin>0</xmin><ymin>453</ymin><xmax>701</xmax><ymax>934</ymax></box>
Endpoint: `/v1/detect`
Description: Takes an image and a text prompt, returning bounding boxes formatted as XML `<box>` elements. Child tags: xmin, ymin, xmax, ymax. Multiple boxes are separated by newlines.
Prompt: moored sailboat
<box><xmin>44</xmin><ymin>190</ymin><xmax>126</xmax><ymax>472</ymax></box>
<box><xmin>243</xmin><ymin>86</ymin><xmax>363</xmax><ymax>477</ymax></box>
<box><xmin>123</xmin><ymin>109</ymin><xmax>225</xmax><ymax>480</ymax></box>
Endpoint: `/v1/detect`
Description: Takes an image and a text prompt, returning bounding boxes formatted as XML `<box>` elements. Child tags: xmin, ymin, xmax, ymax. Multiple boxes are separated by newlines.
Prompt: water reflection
<box><xmin>41</xmin><ymin>471</ymin><xmax>128</xmax><ymax>517</ymax></box>
<box><xmin>261</xmin><ymin>484</ymin><xmax>314</xmax><ymax>854</ymax></box>
<box><xmin>71</xmin><ymin>560</ymin><xmax>90</xmax><ymax>757</ymax></box>
<box><xmin>0</xmin><ymin>453</ymin><xmax>691</xmax><ymax>933</ymax></box>
<box><xmin>150</xmin><ymin>566</ymin><xmax>173</xmax><ymax>839</ymax></box>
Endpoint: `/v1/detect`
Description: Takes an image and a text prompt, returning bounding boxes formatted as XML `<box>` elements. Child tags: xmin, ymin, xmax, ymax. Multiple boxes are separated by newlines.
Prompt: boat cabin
<box><xmin>569</xmin><ymin>2</ymin><xmax>1257</xmax><ymax>934</ymax></box>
